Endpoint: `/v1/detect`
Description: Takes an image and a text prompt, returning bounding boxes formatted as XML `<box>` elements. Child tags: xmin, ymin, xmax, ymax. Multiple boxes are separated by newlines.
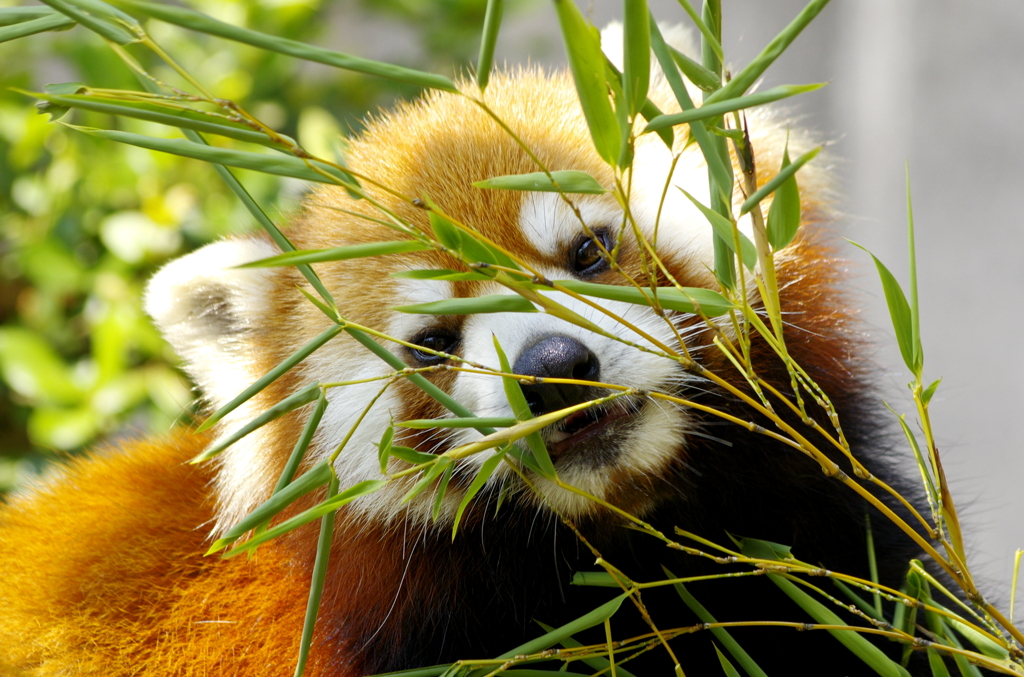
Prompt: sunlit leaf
<box><xmin>766</xmin><ymin>143</ymin><xmax>802</xmax><ymax>250</ymax></box>
<box><xmin>472</xmin><ymin>170</ymin><xmax>606</xmax><ymax>194</ymax></box>
<box><xmin>240</xmin><ymin>241</ymin><xmax>429</xmax><ymax>267</ymax></box>
<box><xmin>394</xmin><ymin>295</ymin><xmax>536</xmax><ymax>316</ymax></box>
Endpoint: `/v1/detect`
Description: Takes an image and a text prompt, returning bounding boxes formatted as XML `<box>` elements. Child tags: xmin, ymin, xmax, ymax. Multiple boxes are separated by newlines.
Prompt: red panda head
<box><xmin>145</xmin><ymin>34</ymin><xmax>828</xmax><ymax>539</ymax></box>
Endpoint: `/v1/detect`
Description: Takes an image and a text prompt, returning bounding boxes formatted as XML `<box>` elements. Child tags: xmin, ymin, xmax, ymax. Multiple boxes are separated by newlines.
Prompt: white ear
<box><xmin>144</xmin><ymin>237</ymin><xmax>280</xmax><ymax>411</ymax></box>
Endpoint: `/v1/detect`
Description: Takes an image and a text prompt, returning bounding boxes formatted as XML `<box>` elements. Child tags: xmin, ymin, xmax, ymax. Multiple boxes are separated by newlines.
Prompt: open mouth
<box><xmin>547</xmin><ymin>399</ymin><xmax>640</xmax><ymax>457</ymax></box>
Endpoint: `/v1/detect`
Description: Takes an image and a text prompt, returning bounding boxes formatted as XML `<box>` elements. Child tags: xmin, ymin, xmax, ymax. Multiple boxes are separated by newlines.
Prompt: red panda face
<box><xmin>146</xmin><ymin>68</ymin><xmax>806</xmax><ymax>537</ymax></box>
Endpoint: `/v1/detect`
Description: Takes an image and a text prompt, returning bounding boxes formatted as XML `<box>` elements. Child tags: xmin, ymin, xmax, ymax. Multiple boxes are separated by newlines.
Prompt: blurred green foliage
<box><xmin>0</xmin><ymin>0</ymin><xmax>507</xmax><ymax>492</ymax></box>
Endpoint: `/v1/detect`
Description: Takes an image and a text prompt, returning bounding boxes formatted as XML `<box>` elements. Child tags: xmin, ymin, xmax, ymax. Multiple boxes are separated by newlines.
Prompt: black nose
<box><xmin>512</xmin><ymin>335</ymin><xmax>601</xmax><ymax>416</ymax></box>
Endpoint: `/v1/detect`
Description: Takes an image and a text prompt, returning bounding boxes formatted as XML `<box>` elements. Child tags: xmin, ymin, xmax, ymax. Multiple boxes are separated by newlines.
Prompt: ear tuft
<box><xmin>145</xmin><ymin>237</ymin><xmax>280</xmax><ymax>410</ymax></box>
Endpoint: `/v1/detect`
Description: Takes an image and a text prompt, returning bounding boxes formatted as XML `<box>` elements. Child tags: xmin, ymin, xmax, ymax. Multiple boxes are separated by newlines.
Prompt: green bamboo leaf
<box><xmin>887</xmin><ymin>406</ymin><xmax>938</xmax><ymax>508</ymax></box>
<box><xmin>428</xmin><ymin>210</ymin><xmax>520</xmax><ymax>270</ymax></box>
<box><xmin>400</xmin><ymin>417</ymin><xmax>518</xmax><ymax>429</ymax></box>
<box><xmin>400</xmin><ymin>456</ymin><xmax>452</xmax><ymax>504</ymax></box>
<box><xmin>666</xmin><ymin>569</ymin><xmax>769</xmax><ymax>677</ymax></box>
<box><xmin>550</xmin><ymin>279</ymin><xmax>734</xmax><ymax>316</ymax></box>
<box><xmin>197</xmin><ymin>325</ymin><xmax>342</xmax><ymax>433</ymax></box>
<box><xmin>472</xmin><ymin>170</ymin><xmax>606</xmax><ymax>194</ymax></box>
<box><xmin>0</xmin><ymin>7</ymin><xmax>59</xmax><ymax>24</ymax></box>
<box><xmin>194</xmin><ymin>382</ymin><xmax>322</xmax><ymax>463</ymax></box>
<box><xmin>476</xmin><ymin>0</ymin><xmax>503</xmax><ymax>91</ymax></box>
<box><xmin>770</xmin><ymin>575</ymin><xmax>909</xmax><ymax>677</ymax></box>
<box><xmin>272</xmin><ymin>389</ymin><xmax>328</xmax><ymax>495</ymax></box>
<box><xmin>638</xmin><ymin>97</ymin><xmax>673</xmax><ymax>148</ymax></box>
<box><xmin>431</xmin><ymin>462</ymin><xmax>454</xmax><ymax>522</ymax></box>
<box><xmin>739</xmin><ymin>145</ymin><xmax>821</xmax><ymax>215</ymax></box>
<box><xmin>571</xmin><ymin>572</ymin><xmax>621</xmax><ymax>587</ymax></box>
<box><xmin>295</xmin><ymin>472</ymin><xmax>339</xmax><ymax>677</ymax></box>
<box><xmin>240</xmin><ymin>241</ymin><xmax>429</xmax><ymax>268</ymax></box>
<box><xmin>921</xmin><ymin>378</ymin><xmax>942</xmax><ymax>406</ymax></box>
<box><xmin>832</xmin><ymin>579</ymin><xmax>885</xmax><ymax>622</ymax></box>
<box><xmin>391</xmin><ymin>269</ymin><xmax>490</xmax><ymax>282</ymax></box>
<box><xmin>906</xmin><ymin>165</ymin><xmax>923</xmax><ymax>377</ymax></box>
<box><xmin>675</xmin><ymin>0</ymin><xmax>723</xmax><ymax>63</ymax></box>
<box><xmin>644</xmin><ymin>83</ymin><xmax>825</xmax><ymax>134</ymax></box>
<box><xmin>940</xmin><ymin>612</ymin><xmax>1010</xmax><ymax>660</ymax></box>
<box><xmin>378</xmin><ymin>425</ymin><xmax>395</xmax><ymax>474</ymax></box>
<box><xmin>40</xmin><ymin>0</ymin><xmax>136</xmax><ymax>44</ymax></box>
<box><xmin>208</xmin><ymin>460</ymin><xmax>334</xmax><ymax>552</ymax></box>
<box><xmin>669</xmin><ymin>46</ymin><xmax>720</xmax><ymax>92</ymax></box>
<box><xmin>552</xmin><ymin>0</ymin><xmax>620</xmax><ymax>164</ymax></box>
<box><xmin>389</xmin><ymin>446</ymin><xmax>439</xmax><ymax>465</ymax></box>
<box><xmin>648</xmin><ymin>18</ymin><xmax>729</xmax><ymax>189</ymax></box>
<box><xmin>622</xmin><ymin>0</ymin><xmax>650</xmax><ymax>117</ymax></box>
<box><xmin>496</xmin><ymin>592</ymin><xmax>630</xmax><ymax>659</ymax></box>
<box><xmin>714</xmin><ymin>645</ymin><xmax>743</xmax><ymax>677</ymax></box>
<box><xmin>937</xmin><ymin>624</ymin><xmax>984</xmax><ymax>677</ymax></box>
<box><xmin>394</xmin><ymin>295</ymin><xmax>536</xmax><ymax>316</ymax></box>
<box><xmin>494</xmin><ymin>336</ymin><xmax>555</xmax><ymax>479</ymax></box>
<box><xmin>113</xmin><ymin>0</ymin><xmax>457</xmax><ymax>92</ymax></box>
<box><xmin>926</xmin><ymin>649</ymin><xmax>951</xmax><ymax>677</ymax></box>
<box><xmin>704</xmin><ymin>0</ymin><xmax>831</xmax><ymax>105</ymax></box>
<box><xmin>849</xmin><ymin>242</ymin><xmax>916</xmax><ymax>375</ymax></box>
<box><xmin>532</xmin><ymin>622</ymin><xmax>639</xmax><ymax>677</ymax></box>
<box><xmin>0</xmin><ymin>13</ymin><xmax>74</xmax><ymax>43</ymax></box>
<box><xmin>451</xmin><ymin>447</ymin><xmax>507</xmax><ymax>539</ymax></box>
<box><xmin>23</xmin><ymin>91</ymin><xmax>287</xmax><ymax>146</ymax></box>
<box><xmin>766</xmin><ymin>143</ymin><xmax>802</xmax><ymax>250</ymax></box>
<box><xmin>72</xmin><ymin>127</ymin><xmax>354</xmax><ymax>185</ymax></box>
<box><xmin>678</xmin><ymin>188</ymin><xmax>757</xmax><ymax>271</ymax></box>
<box><xmin>222</xmin><ymin>479</ymin><xmax>387</xmax><ymax>558</ymax></box>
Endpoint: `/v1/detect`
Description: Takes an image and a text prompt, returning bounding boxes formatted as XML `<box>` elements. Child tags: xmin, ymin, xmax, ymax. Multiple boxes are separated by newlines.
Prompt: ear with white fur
<box><xmin>144</xmin><ymin>236</ymin><xmax>281</xmax><ymax>412</ymax></box>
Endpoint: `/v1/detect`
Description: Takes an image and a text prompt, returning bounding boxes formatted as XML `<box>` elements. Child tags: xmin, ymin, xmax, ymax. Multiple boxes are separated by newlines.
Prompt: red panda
<box><xmin>0</xmin><ymin>26</ymin><xmax>934</xmax><ymax>677</ymax></box>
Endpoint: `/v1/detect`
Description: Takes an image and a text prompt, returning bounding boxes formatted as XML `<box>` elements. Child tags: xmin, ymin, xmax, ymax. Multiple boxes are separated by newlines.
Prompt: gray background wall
<box><xmin>487</xmin><ymin>0</ymin><xmax>1024</xmax><ymax>601</ymax></box>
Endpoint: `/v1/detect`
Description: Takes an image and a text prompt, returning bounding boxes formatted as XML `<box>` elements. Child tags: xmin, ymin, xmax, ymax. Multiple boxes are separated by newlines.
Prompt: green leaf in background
<box><xmin>472</xmin><ymin>170</ymin><xmax>606</xmax><ymax>194</ymax></box>
<box><xmin>0</xmin><ymin>12</ymin><xmax>74</xmax><ymax>44</ymax></box>
<box><xmin>0</xmin><ymin>327</ymin><xmax>83</xmax><ymax>406</ymax></box>
<box><xmin>41</xmin><ymin>0</ymin><xmax>138</xmax><ymax>45</ymax></box>
<box><xmin>766</xmin><ymin>143</ymin><xmax>802</xmax><ymax>250</ymax></box>
<box><xmin>552</xmin><ymin>0</ymin><xmax>621</xmax><ymax>165</ymax></box>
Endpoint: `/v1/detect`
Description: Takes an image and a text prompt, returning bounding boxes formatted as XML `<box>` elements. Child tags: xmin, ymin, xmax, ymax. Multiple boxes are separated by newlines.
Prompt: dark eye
<box><xmin>409</xmin><ymin>330</ymin><xmax>459</xmax><ymax>364</ymax></box>
<box><xmin>572</xmin><ymin>231</ymin><xmax>611</xmax><ymax>276</ymax></box>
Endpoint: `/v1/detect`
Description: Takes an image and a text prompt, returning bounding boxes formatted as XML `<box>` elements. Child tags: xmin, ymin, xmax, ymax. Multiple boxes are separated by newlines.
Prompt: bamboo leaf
<box><xmin>548</xmin><ymin>279</ymin><xmax>734</xmax><ymax>316</ymax></box>
<box><xmin>400</xmin><ymin>456</ymin><xmax>452</xmax><ymax>504</ymax></box>
<box><xmin>389</xmin><ymin>446</ymin><xmax>439</xmax><ymax>465</ymax></box>
<box><xmin>223</xmin><ymin>479</ymin><xmax>388</xmax><ymax>558</ymax></box>
<box><xmin>622</xmin><ymin>0</ymin><xmax>650</xmax><ymax>117</ymax></box>
<box><xmin>849</xmin><ymin>242</ymin><xmax>916</xmax><ymax>376</ymax></box>
<box><xmin>496</xmin><ymin>592</ymin><xmax>631</xmax><ymax>659</ymax></box>
<box><xmin>378</xmin><ymin>425</ymin><xmax>395</xmax><ymax>474</ymax></box>
<box><xmin>766</xmin><ymin>143</ymin><xmax>802</xmax><ymax>250</ymax></box>
<box><xmin>197</xmin><ymin>325</ymin><xmax>342</xmax><ymax>432</ymax></box>
<box><xmin>472</xmin><ymin>170</ymin><xmax>606</xmax><ymax>194</ymax></box>
<box><xmin>208</xmin><ymin>460</ymin><xmax>334</xmax><ymax>552</ymax></box>
<box><xmin>679</xmin><ymin>188</ymin><xmax>757</xmax><ymax>270</ymax></box>
<box><xmin>571</xmin><ymin>572</ymin><xmax>621</xmax><ymax>587</ymax></box>
<box><xmin>273</xmin><ymin>389</ymin><xmax>328</xmax><ymax>494</ymax></box>
<box><xmin>113</xmin><ymin>0</ymin><xmax>458</xmax><ymax>92</ymax></box>
<box><xmin>391</xmin><ymin>269</ymin><xmax>490</xmax><ymax>282</ymax></box>
<box><xmin>430</xmin><ymin>462</ymin><xmax>454</xmax><ymax>522</ymax></box>
<box><xmin>494</xmin><ymin>335</ymin><xmax>555</xmax><ymax>479</ymax></box>
<box><xmin>906</xmin><ymin>165</ymin><xmax>923</xmax><ymax>377</ymax></box>
<box><xmin>669</xmin><ymin>46</ymin><xmax>720</xmax><ymax>92</ymax></box>
<box><xmin>428</xmin><ymin>210</ymin><xmax>520</xmax><ymax>270</ymax></box>
<box><xmin>400</xmin><ymin>417</ymin><xmax>518</xmax><ymax>429</ymax></box>
<box><xmin>475</xmin><ymin>0</ymin><xmax>503</xmax><ymax>91</ymax></box>
<box><xmin>552</xmin><ymin>0</ymin><xmax>620</xmax><ymax>164</ymax></box>
<box><xmin>193</xmin><ymin>382</ymin><xmax>322</xmax><ymax>462</ymax></box>
<box><xmin>0</xmin><ymin>13</ymin><xmax>74</xmax><ymax>43</ymax></box>
<box><xmin>0</xmin><ymin>7</ymin><xmax>60</xmax><ymax>24</ymax></box>
<box><xmin>394</xmin><ymin>295</ymin><xmax>536</xmax><ymax>316</ymax></box>
<box><xmin>714</xmin><ymin>645</ymin><xmax>743</xmax><ymax>677</ymax></box>
<box><xmin>71</xmin><ymin>126</ymin><xmax>355</xmax><ymax>185</ymax></box>
<box><xmin>240</xmin><ymin>241</ymin><xmax>430</xmax><ymax>268</ymax></box>
<box><xmin>921</xmin><ymin>378</ymin><xmax>942</xmax><ymax>406</ymax></box>
<box><xmin>704</xmin><ymin>0</ymin><xmax>831</xmax><ymax>105</ymax></box>
<box><xmin>740</xmin><ymin>146</ymin><xmax>820</xmax><ymax>216</ymax></box>
<box><xmin>451</xmin><ymin>447</ymin><xmax>506</xmax><ymax>539</ymax></box>
<box><xmin>40</xmin><ymin>0</ymin><xmax>136</xmax><ymax>44</ymax></box>
<box><xmin>644</xmin><ymin>83</ymin><xmax>825</xmax><ymax>134</ymax></box>
<box><xmin>295</xmin><ymin>473</ymin><xmax>338</xmax><ymax>677</ymax></box>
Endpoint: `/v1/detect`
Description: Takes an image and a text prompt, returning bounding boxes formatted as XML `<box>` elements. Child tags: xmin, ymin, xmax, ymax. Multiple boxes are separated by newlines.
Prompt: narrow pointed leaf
<box><xmin>670</xmin><ymin>46</ymin><xmax>720</xmax><ymax>92</ymax></box>
<box><xmin>906</xmin><ymin>166</ymin><xmax>923</xmax><ymax>376</ymax></box>
<box><xmin>532</xmin><ymin>622</ymin><xmax>639</xmax><ymax>677</ymax></box>
<box><xmin>0</xmin><ymin>7</ymin><xmax>59</xmax><ymax>23</ymax></box>
<box><xmin>704</xmin><ymin>0</ymin><xmax>831</xmax><ymax>105</ymax></box>
<box><xmin>223</xmin><ymin>479</ymin><xmax>388</xmax><ymax>558</ymax></box>
<box><xmin>622</xmin><ymin>0</ymin><xmax>650</xmax><ymax>116</ymax></box>
<box><xmin>428</xmin><ymin>210</ymin><xmax>520</xmax><ymax>269</ymax></box>
<box><xmin>378</xmin><ymin>425</ymin><xmax>395</xmax><ymax>474</ymax></box>
<box><xmin>41</xmin><ymin>0</ymin><xmax>136</xmax><ymax>43</ymax></box>
<box><xmin>400</xmin><ymin>457</ymin><xmax>452</xmax><ymax>504</ymax></box>
<box><xmin>395</xmin><ymin>295</ymin><xmax>536</xmax><ymax>316</ymax></box>
<box><xmin>494</xmin><ymin>336</ymin><xmax>555</xmax><ymax>478</ymax></box>
<box><xmin>400</xmin><ymin>417</ymin><xmax>518</xmax><ymax>429</ymax></box>
<box><xmin>295</xmin><ymin>472</ymin><xmax>338</xmax><ymax>677</ymax></box>
<box><xmin>208</xmin><ymin>460</ymin><xmax>333</xmax><ymax>551</ymax></box>
<box><xmin>197</xmin><ymin>325</ymin><xmax>342</xmax><ymax>432</ymax></box>
<box><xmin>389</xmin><ymin>446</ymin><xmax>439</xmax><ymax>465</ymax></box>
<box><xmin>194</xmin><ymin>382</ymin><xmax>322</xmax><ymax>462</ymax></box>
<box><xmin>273</xmin><ymin>390</ymin><xmax>328</xmax><ymax>494</ymax></box>
<box><xmin>644</xmin><ymin>83</ymin><xmax>825</xmax><ymax>133</ymax></box>
<box><xmin>451</xmin><ymin>447</ymin><xmax>506</xmax><ymax>539</ymax></box>
<box><xmin>472</xmin><ymin>170</ymin><xmax>606</xmax><ymax>194</ymax></box>
<box><xmin>679</xmin><ymin>189</ymin><xmax>757</xmax><ymax>270</ymax></box>
<box><xmin>0</xmin><ymin>13</ymin><xmax>74</xmax><ymax>42</ymax></box>
<box><xmin>496</xmin><ymin>592</ymin><xmax>630</xmax><ymax>659</ymax></box>
<box><xmin>113</xmin><ymin>0</ymin><xmax>457</xmax><ymax>92</ymax></box>
<box><xmin>766</xmin><ymin>144</ymin><xmax>802</xmax><ymax>250</ymax></box>
<box><xmin>550</xmin><ymin>279</ymin><xmax>734</xmax><ymax>316</ymax></box>
<box><xmin>431</xmin><ymin>462</ymin><xmax>454</xmax><ymax>522</ymax></box>
<box><xmin>475</xmin><ymin>0</ymin><xmax>503</xmax><ymax>91</ymax></box>
<box><xmin>571</xmin><ymin>572</ymin><xmax>621</xmax><ymax>588</ymax></box>
<box><xmin>740</xmin><ymin>145</ymin><xmax>821</xmax><ymax>215</ymax></box>
<box><xmin>73</xmin><ymin>127</ymin><xmax>355</xmax><ymax>185</ymax></box>
<box><xmin>849</xmin><ymin>242</ymin><xmax>916</xmax><ymax>375</ymax></box>
<box><xmin>391</xmin><ymin>269</ymin><xmax>490</xmax><ymax>282</ymax></box>
<box><xmin>714</xmin><ymin>646</ymin><xmax>743</xmax><ymax>677</ymax></box>
<box><xmin>552</xmin><ymin>0</ymin><xmax>620</xmax><ymax>164</ymax></box>
<box><xmin>921</xmin><ymin>378</ymin><xmax>942</xmax><ymax>406</ymax></box>
<box><xmin>241</xmin><ymin>241</ymin><xmax>429</xmax><ymax>267</ymax></box>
